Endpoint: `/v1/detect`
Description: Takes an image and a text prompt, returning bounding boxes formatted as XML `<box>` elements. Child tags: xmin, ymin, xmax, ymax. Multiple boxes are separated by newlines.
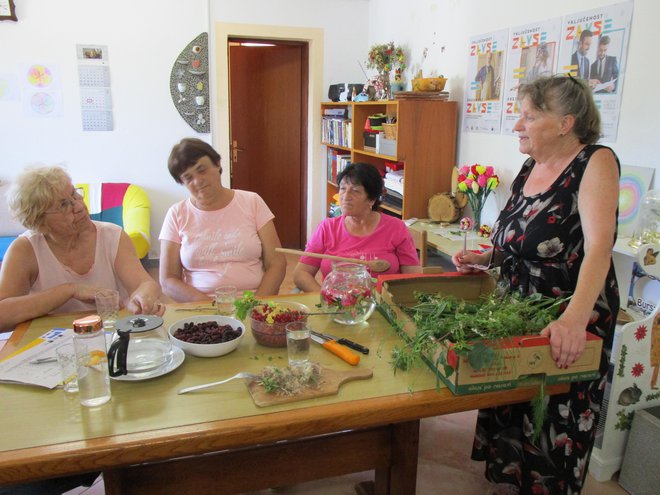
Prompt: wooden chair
<box><xmin>409</xmin><ymin>227</ymin><xmax>444</xmax><ymax>274</ymax></box>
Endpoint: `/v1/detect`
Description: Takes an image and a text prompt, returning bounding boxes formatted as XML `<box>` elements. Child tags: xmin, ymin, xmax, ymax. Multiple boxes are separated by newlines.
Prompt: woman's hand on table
<box><xmin>127</xmin><ymin>282</ymin><xmax>166</xmax><ymax>316</ymax></box>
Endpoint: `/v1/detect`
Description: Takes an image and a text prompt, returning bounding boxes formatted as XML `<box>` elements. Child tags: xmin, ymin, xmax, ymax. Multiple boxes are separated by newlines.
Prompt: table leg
<box><xmin>361</xmin><ymin>419</ymin><xmax>420</xmax><ymax>495</ymax></box>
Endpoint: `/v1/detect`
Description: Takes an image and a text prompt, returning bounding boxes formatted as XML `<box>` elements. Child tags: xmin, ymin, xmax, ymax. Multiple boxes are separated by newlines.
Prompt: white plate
<box><xmin>111</xmin><ymin>346</ymin><xmax>185</xmax><ymax>382</ymax></box>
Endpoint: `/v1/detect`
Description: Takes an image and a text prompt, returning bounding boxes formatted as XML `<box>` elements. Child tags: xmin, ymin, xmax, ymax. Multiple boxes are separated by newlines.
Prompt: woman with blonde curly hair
<box><xmin>0</xmin><ymin>165</ymin><xmax>164</xmax><ymax>332</ymax></box>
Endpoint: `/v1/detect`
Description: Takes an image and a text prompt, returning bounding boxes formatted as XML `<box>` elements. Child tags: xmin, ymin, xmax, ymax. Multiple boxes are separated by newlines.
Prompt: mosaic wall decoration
<box><xmin>169</xmin><ymin>32</ymin><xmax>210</xmax><ymax>133</ymax></box>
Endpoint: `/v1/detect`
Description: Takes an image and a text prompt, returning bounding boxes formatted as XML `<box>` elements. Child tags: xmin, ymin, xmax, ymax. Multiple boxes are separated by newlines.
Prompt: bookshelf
<box><xmin>321</xmin><ymin>100</ymin><xmax>458</xmax><ymax>219</ymax></box>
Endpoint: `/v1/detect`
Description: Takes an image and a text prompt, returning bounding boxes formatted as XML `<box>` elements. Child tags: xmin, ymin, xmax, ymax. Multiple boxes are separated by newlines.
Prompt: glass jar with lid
<box><xmin>73</xmin><ymin>314</ymin><xmax>111</xmax><ymax>407</ymax></box>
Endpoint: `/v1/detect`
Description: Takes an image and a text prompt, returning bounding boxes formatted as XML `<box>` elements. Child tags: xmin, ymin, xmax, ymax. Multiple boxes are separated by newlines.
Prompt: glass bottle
<box><xmin>320</xmin><ymin>262</ymin><xmax>376</xmax><ymax>325</ymax></box>
<box><xmin>73</xmin><ymin>315</ymin><xmax>111</xmax><ymax>407</ymax></box>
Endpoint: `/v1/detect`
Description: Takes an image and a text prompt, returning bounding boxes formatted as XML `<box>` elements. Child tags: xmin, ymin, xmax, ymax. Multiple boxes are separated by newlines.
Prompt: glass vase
<box><xmin>467</xmin><ymin>196</ymin><xmax>483</xmax><ymax>231</ymax></box>
<box><xmin>378</xmin><ymin>71</ymin><xmax>392</xmax><ymax>100</ymax></box>
<box><xmin>320</xmin><ymin>263</ymin><xmax>376</xmax><ymax>325</ymax></box>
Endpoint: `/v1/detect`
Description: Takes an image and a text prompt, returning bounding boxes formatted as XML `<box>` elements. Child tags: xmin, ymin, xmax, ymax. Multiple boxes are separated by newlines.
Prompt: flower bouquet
<box><xmin>456</xmin><ymin>164</ymin><xmax>500</xmax><ymax>229</ymax></box>
<box><xmin>366</xmin><ymin>41</ymin><xmax>406</xmax><ymax>74</ymax></box>
<box><xmin>366</xmin><ymin>41</ymin><xmax>406</xmax><ymax>100</ymax></box>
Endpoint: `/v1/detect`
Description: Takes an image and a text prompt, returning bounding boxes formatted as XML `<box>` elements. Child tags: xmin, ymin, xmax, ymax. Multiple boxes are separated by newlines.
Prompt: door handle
<box><xmin>231</xmin><ymin>140</ymin><xmax>245</xmax><ymax>163</ymax></box>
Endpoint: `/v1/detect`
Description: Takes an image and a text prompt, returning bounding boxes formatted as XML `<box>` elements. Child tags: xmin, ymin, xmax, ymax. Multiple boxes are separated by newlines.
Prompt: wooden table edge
<box><xmin>0</xmin><ymin>380</ymin><xmax>568</xmax><ymax>484</ymax></box>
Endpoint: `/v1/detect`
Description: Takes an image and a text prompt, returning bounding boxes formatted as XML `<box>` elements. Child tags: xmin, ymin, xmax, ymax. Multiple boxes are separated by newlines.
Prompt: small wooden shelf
<box><xmin>322</xmin><ymin>142</ymin><xmax>351</xmax><ymax>152</ymax></box>
<box><xmin>321</xmin><ymin>100</ymin><xmax>458</xmax><ymax>219</ymax></box>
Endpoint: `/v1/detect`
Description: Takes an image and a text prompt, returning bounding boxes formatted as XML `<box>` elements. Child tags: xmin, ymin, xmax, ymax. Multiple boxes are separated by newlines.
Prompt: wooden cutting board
<box><xmin>247</xmin><ymin>367</ymin><xmax>373</xmax><ymax>407</ymax></box>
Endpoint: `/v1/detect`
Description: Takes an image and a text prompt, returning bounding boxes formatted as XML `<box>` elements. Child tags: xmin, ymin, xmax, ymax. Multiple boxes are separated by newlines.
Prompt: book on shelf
<box><xmin>327</xmin><ymin>149</ymin><xmax>350</xmax><ymax>183</ymax></box>
<box><xmin>382</xmin><ymin>191</ymin><xmax>403</xmax><ymax>209</ymax></box>
<box><xmin>323</xmin><ymin>108</ymin><xmax>348</xmax><ymax>118</ymax></box>
<box><xmin>322</xmin><ymin>116</ymin><xmax>352</xmax><ymax>148</ymax></box>
<box><xmin>384</xmin><ymin>177</ymin><xmax>404</xmax><ymax>196</ymax></box>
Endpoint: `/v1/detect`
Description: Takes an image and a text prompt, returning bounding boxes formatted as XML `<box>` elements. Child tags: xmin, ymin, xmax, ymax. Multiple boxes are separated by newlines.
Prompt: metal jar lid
<box><xmin>73</xmin><ymin>315</ymin><xmax>103</xmax><ymax>334</ymax></box>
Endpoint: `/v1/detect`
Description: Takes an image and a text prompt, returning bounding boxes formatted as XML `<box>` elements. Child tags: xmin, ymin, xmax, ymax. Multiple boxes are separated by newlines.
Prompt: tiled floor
<box><xmin>42</xmin><ymin>256</ymin><xmax>632</xmax><ymax>494</ymax></box>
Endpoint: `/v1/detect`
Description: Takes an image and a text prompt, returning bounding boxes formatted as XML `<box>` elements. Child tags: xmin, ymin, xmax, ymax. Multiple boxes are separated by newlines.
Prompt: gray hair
<box><xmin>7</xmin><ymin>165</ymin><xmax>72</xmax><ymax>231</ymax></box>
<box><xmin>518</xmin><ymin>75</ymin><xmax>601</xmax><ymax>144</ymax></box>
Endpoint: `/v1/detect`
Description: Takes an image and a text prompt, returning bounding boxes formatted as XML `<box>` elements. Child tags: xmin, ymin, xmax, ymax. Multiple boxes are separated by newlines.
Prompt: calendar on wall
<box><xmin>81</xmin><ymin>110</ymin><xmax>114</xmax><ymax>131</ymax></box>
<box><xmin>76</xmin><ymin>44</ymin><xmax>113</xmax><ymax>131</ymax></box>
<box><xmin>78</xmin><ymin>65</ymin><xmax>111</xmax><ymax>87</ymax></box>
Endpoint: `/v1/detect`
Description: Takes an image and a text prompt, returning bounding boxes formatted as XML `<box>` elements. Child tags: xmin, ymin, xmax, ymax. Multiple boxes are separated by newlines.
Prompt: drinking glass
<box><xmin>215</xmin><ymin>286</ymin><xmax>237</xmax><ymax>316</ymax></box>
<box><xmin>95</xmin><ymin>289</ymin><xmax>119</xmax><ymax>329</ymax></box>
<box><xmin>56</xmin><ymin>343</ymin><xmax>79</xmax><ymax>393</ymax></box>
<box><xmin>285</xmin><ymin>321</ymin><xmax>311</xmax><ymax>367</ymax></box>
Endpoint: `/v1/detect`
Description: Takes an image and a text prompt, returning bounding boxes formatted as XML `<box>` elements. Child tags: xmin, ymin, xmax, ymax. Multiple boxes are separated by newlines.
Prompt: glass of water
<box><xmin>95</xmin><ymin>289</ymin><xmax>119</xmax><ymax>329</ymax></box>
<box><xmin>214</xmin><ymin>285</ymin><xmax>237</xmax><ymax>316</ymax></box>
<box><xmin>285</xmin><ymin>321</ymin><xmax>311</xmax><ymax>367</ymax></box>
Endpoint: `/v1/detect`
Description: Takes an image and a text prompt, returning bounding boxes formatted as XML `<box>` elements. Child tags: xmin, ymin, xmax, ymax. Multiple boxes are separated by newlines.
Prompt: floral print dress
<box><xmin>471</xmin><ymin>145</ymin><xmax>620</xmax><ymax>494</ymax></box>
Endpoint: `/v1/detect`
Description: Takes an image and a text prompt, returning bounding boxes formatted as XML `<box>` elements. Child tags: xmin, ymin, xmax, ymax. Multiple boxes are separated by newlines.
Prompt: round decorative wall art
<box><xmin>169</xmin><ymin>32</ymin><xmax>210</xmax><ymax>133</ymax></box>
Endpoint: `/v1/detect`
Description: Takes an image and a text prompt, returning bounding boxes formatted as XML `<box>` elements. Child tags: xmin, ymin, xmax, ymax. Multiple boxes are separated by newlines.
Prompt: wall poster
<box><xmin>462</xmin><ymin>29</ymin><xmax>508</xmax><ymax>134</ymax></box>
<box><xmin>557</xmin><ymin>1</ymin><xmax>633</xmax><ymax>142</ymax></box>
<box><xmin>501</xmin><ymin>18</ymin><xmax>562</xmax><ymax>135</ymax></box>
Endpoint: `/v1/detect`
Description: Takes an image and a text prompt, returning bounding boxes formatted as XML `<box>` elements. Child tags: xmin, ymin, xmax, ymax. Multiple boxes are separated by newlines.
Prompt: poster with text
<box><xmin>501</xmin><ymin>18</ymin><xmax>562</xmax><ymax>135</ymax></box>
<box><xmin>557</xmin><ymin>1</ymin><xmax>633</xmax><ymax>142</ymax></box>
<box><xmin>463</xmin><ymin>29</ymin><xmax>508</xmax><ymax>134</ymax></box>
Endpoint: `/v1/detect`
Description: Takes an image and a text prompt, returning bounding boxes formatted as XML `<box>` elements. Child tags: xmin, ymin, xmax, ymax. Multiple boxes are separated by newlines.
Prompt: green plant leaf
<box><xmin>467</xmin><ymin>342</ymin><xmax>495</xmax><ymax>370</ymax></box>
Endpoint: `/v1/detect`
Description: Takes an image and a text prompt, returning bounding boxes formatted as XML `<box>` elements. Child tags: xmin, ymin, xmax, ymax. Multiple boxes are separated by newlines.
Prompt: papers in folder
<box><xmin>0</xmin><ymin>328</ymin><xmax>71</xmax><ymax>389</ymax></box>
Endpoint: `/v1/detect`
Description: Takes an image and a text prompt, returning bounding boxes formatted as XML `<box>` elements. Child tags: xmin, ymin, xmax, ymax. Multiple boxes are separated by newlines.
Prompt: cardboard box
<box><xmin>377</xmin><ymin>273</ymin><xmax>603</xmax><ymax>394</ymax></box>
<box><xmin>376</xmin><ymin>134</ymin><xmax>396</xmax><ymax>157</ymax></box>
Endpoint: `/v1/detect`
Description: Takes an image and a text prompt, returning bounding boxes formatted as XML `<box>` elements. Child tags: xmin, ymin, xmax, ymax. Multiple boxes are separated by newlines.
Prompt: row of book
<box><xmin>321</xmin><ymin>117</ymin><xmax>352</xmax><ymax>148</ymax></box>
<box><xmin>327</xmin><ymin>149</ymin><xmax>351</xmax><ymax>184</ymax></box>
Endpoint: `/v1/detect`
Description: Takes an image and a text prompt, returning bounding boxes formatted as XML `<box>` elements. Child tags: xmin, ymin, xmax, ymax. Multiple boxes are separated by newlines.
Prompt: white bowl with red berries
<box><xmin>249</xmin><ymin>302</ymin><xmax>309</xmax><ymax>347</ymax></box>
<box><xmin>168</xmin><ymin>315</ymin><xmax>245</xmax><ymax>357</ymax></box>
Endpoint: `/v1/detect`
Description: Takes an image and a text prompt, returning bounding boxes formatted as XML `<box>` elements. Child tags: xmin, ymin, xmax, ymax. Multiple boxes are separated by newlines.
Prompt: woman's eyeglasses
<box><xmin>45</xmin><ymin>187</ymin><xmax>85</xmax><ymax>215</ymax></box>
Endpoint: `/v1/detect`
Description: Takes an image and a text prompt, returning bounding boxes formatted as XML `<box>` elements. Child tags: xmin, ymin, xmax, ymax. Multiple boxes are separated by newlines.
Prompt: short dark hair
<box><xmin>336</xmin><ymin>162</ymin><xmax>383</xmax><ymax>210</ymax></box>
<box><xmin>599</xmin><ymin>35</ymin><xmax>611</xmax><ymax>46</ymax></box>
<box><xmin>518</xmin><ymin>75</ymin><xmax>601</xmax><ymax>144</ymax></box>
<box><xmin>579</xmin><ymin>29</ymin><xmax>593</xmax><ymax>42</ymax></box>
<box><xmin>167</xmin><ymin>138</ymin><xmax>221</xmax><ymax>184</ymax></box>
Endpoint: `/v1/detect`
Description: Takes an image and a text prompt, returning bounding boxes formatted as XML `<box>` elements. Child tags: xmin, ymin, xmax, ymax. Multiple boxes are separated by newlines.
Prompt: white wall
<box><xmin>0</xmin><ymin>0</ymin><xmax>209</xmax><ymax>259</ymax></box>
<box><xmin>0</xmin><ymin>0</ymin><xmax>368</xmax><ymax>259</ymax></box>
<box><xmin>367</xmin><ymin>0</ymin><xmax>660</xmax><ymax>224</ymax></box>
<box><xmin>2</xmin><ymin>0</ymin><xmax>654</xmax><ymax>260</ymax></box>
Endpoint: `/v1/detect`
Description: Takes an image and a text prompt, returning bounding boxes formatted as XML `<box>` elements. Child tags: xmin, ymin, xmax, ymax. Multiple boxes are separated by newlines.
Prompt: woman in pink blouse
<box><xmin>294</xmin><ymin>163</ymin><xmax>420</xmax><ymax>292</ymax></box>
<box><xmin>159</xmin><ymin>138</ymin><xmax>286</xmax><ymax>302</ymax></box>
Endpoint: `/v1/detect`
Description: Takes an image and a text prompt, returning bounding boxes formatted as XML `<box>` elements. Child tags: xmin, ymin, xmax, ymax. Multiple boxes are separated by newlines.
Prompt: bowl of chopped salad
<box><xmin>249</xmin><ymin>301</ymin><xmax>309</xmax><ymax>347</ymax></box>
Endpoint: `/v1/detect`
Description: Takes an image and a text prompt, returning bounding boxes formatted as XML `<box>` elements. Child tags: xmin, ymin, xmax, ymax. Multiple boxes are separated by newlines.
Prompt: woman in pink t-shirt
<box><xmin>159</xmin><ymin>138</ymin><xmax>286</xmax><ymax>302</ymax></box>
<box><xmin>293</xmin><ymin>163</ymin><xmax>420</xmax><ymax>292</ymax></box>
<box><xmin>0</xmin><ymin>166</ymin><xmax>164</xmax><ymax>332</ymax></box>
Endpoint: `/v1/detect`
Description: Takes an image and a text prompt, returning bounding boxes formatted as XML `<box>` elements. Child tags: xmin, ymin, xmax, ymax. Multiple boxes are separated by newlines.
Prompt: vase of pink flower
<box><xmin>456</xmin><ymin>164</ymin><xmax>500</xmax><ymax>230</ymax></box>
<box><xmin>320</xmin><ymin>263</ymin><xmax>376</xmax><ymax>325</ymax></box>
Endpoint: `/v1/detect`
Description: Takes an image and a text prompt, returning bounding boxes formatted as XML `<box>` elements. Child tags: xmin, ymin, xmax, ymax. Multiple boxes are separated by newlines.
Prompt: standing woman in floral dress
<box><xmin>453</xmin><ymin>76</ymin><xmax>619</xmax><ymax>494</ymax></box>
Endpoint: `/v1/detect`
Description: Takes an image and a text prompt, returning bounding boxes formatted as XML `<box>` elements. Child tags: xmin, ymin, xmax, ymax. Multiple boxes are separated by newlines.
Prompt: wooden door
<box><xmin>228</xmin><ymin>41</ymin><xmax>307</xmax><ymax>248</ymax></box>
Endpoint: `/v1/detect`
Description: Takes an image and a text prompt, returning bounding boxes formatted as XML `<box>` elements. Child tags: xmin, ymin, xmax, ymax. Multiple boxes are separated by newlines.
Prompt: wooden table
<box><xmin>408</xmin><ymin>219</ymin><xmax>492</xmax><ymax>259</ymax></box>
<box><xmin>0</xmin><ymin>294</ymin><xmax>565</xmax><ymax>494</ymax></box>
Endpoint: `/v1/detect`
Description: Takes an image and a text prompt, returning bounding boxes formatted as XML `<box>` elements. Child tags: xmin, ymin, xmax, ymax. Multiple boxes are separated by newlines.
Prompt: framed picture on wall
<box><xmin>0</xmin><ymin>0</ymin><xmax>17</xmax><ymax>21</ymax></box>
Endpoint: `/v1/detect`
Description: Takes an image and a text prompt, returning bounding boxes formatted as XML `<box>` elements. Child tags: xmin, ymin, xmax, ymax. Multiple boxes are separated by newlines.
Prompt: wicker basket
<box><xmin>382</xmin><ymin>123</ymin><xmax>397</xmax><ymax>140</ymax></box>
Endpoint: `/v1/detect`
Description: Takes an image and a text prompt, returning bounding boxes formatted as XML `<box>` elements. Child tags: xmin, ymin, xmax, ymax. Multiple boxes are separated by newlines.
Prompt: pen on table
<box><xmin>29</xmin><ymin>357</ymin><xmax>57</xmax><ymax>365</ymax></box>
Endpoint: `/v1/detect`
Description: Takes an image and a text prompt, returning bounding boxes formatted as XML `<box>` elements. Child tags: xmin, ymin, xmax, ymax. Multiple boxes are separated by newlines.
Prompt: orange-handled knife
<box><xmin>310</xmin><ymin>332</ymin><xmax>360</xmax><ymax>366</ymax></box>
